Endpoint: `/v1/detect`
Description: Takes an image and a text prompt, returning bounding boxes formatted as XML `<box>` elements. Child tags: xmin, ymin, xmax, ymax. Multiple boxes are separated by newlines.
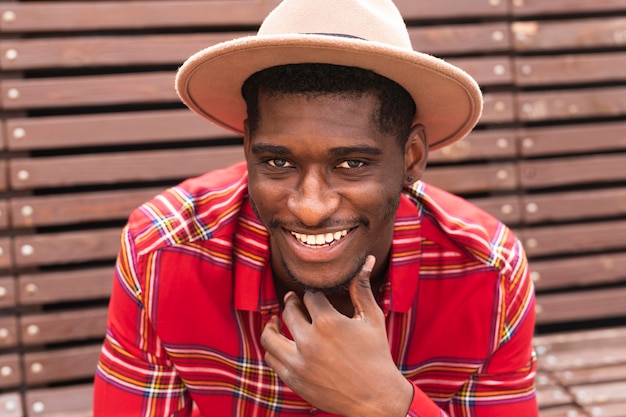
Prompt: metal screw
<box><xmin>501</xmin><ymin>204</ymin><xmax>513</xmax><ymax>215</ymax></box>
<box><xmin>21</xmin><ymin>205</ymin><xmax>34</xmax><ymax>217</ymax></box>
<box><xmin>4</xmin><ymin>48</ymin><xmax>17</xmax><ymax>60</ymax></box>
<box><xmin>493</xmin><ymin>64</ymin><xmax>506</xmax><ymax>76</ymax></box>
<box><xmin>522</xmin><ymin>137</ymin><xmax>535</xmax><ymax>149</ymax></box>
<box><xmin>492</xmin><ymin>30</ymin><xmax>504</xmax><ymax>42</ymax></box>
<box><xmin>32</xmin><ymin>401</ymin><xmax>45</xmax><ymax>414</ymax></box>
<box><xmin>0</xmin><ymin>366</ymin><xmax>11</xmax><ymax>377</ymax></box>
<box><xmin>7</xmin><ymin>88</ymin><xmax>19</xmax><ymax>99</ymax></box>
<box><xmin>25</xmin><ymin>283</ymin><xmax>38</xmax><ymax>295</ymax></box>
<box><xmin>26</xmin><ymin>324</ymin><xmax>39</xmax><ymax>336</ymax></box>
<box><xmin>17</xmin><ymin>169</ymin><xmax>30</xmax><ymax>181</ymax></box>
<box><xmin>13</xmin><ymin>127</ymin><xmax>26</xmax><ymax>139</ymax></box>
<box><xmin>496</xmin><ymin>170</ymin><xmax>509</xmax><ymax>181</ymax></box>
<box><xmin>1</xmin><ymin>10</ymin><xmax>16</xmax><ymax>23</ymax></box>
<box><xmin>21</xmin><ymin>244</ymin><xmax>34</xmax><ymax>256</ymax></box>
<box><xmin>30</xmin><ymin>362</ymin><xmax>43</xmax><ymax>374</ymax></box>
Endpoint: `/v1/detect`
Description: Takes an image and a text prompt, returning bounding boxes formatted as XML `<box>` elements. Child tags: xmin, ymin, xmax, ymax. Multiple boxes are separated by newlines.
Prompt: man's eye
<box><xmin>336</xmin><ymin>160</ymin><xmax>364</xmax><ymax>169</ymax></box>
<box><xmin>267</xmin><ymin>158</ymin><xmax>293</xmax><ymax>168</ymax></box>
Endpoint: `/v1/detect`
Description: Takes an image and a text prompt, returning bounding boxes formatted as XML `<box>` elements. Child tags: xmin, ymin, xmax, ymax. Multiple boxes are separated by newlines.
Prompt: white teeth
<box><xmin>291</xmin><ymin>229</ymin><xmax>350</xmax><ymax>246</ymax></box>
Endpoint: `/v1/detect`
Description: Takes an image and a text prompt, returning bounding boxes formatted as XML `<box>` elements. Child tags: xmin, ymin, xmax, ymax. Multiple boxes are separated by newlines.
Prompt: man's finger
<box><xmin>281</xmin><ymin>292</ymin><xmax>312</xmax><ymax>341</ymax></box>
<box><xmin>261</xmin><ymin>315</ymin><xmax>296</xmax><ymax>357</ymax></box>
<box><xmin>349</xmin><ymin>255</ymin><xmax>379</xmax><ymax>320</ymax></box>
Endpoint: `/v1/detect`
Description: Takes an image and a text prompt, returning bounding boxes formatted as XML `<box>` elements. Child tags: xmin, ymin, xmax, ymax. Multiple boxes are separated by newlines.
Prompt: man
<box><xmin>94</xmin><ymin>0</ymin><xmax>538</xmax><ymax>416</ymax></box>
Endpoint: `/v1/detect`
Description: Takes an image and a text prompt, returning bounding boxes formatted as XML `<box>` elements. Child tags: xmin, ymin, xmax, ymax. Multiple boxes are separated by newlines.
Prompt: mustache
<box><xmin>268</xmin><ymin>216</ymin><xmax>369</xmax><ymax>231</ymax></box>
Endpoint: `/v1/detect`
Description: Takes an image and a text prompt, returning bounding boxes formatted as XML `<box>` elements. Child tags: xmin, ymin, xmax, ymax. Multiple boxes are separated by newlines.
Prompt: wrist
<box><xmin>348</xmin><ymin>376</ymin><xmax>413</xmax><ymax>417</ymax></box>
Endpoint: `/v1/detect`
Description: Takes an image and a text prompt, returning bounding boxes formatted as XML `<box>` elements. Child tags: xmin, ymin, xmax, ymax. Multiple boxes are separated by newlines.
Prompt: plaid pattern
<box><xmin>94</xmin><ymin>161</ymin><xmax>537</xmax><ymax>416</ymax></box>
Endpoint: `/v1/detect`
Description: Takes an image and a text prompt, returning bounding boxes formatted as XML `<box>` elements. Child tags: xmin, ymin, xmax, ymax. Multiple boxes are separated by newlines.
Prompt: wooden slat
<box><xmin>0</xmin><ymin>32</ymin><xmax>249</xmax><ymax>71</ymax></box>
<box><xmin>421</xmin><ymin>163</ymin><xmax>517</xmax><ymax>194</ymax></box>
<box><xmin>481</xmin><ymin>92</ymin><xmax>516</xmax><ymax>124</ymax></box>
<box><xmin>518</xmin><ymin>121</ymin><xmax>626</xmax><ymax>157</ymax></box>
<box><xmin>0</xmin><ymin>71</ymin><xmax>175</xmax><ymax>110</ymax></box>
<box><xmin>10</xmin><ymin>187</ymin><xmax>162</xmax><ymax>228</ymax></box>
<box><xmin>409</xmin><ymin>23</ymin><xmax>511</xmax><ymax>55</ymax></box>
<box><xmin>18</xmin><ymin>268</ymin><xmax>113</xmax><ymax>306</ymax></box>
<box><xmin>23</xmin><ymin>344</ymin><xmax>100</xmax><ymax>385</ymax></box>
<box><xmin>0</xmin><ymin>201</ymin><xmax>9</xmax><ymax>230</ymax></box>
<box><xmin>512</xmin><ymin>0</ymin><xmax>626</xmax><ymax>16</ymax></box>
<box><xmin>571</xmin><ymin>381</ymin><xmax>626</xmax><ymax>406</ymax></box>
<box><xmin>515</xmin><ymin>52</ymin><xmax>626</xmax><ymax>86</ymax></box>
<box><xmin>535</xmin><ymin>287</ymin><xmax>626</xmax><ymax>325</ymax></box>
<box><xmin>555</xmin><ymin>364</ymin><xmax>626</xmax><ymax>386</ymax></box>
<box><xmin>0</xmin><ymin>1</ymin><xmax>279</xmax><ymax>33</ymax></box>
<box><xmin>530</xmin><ymin>253</ymin><xmax>626</xmax><ymax>291</ymax></box>
<box><xmin>512</xmin><ymin>17</ymin><xmax>626</xmax><ymax>51</ymax></box>
<box><xmin>0</xmin><ymin>238</ymin><xmax>13</xmax><ymax>271</ymax></box>
<box><xmin>517</xmin><ymin>86</ymin><xmax>626</xmax><ymax>122</ymax></box>
<box><xmin>536</xmin><ymin>385</ymin><xmax>574</xmax><ymax>409</ymax></box>
<box><xmin>519</xmin><ymin>154</ymin><xmax>626</xmax><ymax>189</ymax></box>
<box><xmin>520</xmin><ymin>220</ymin><xmax>626</xmax><ymax>257</ymax></box>
<box><xmin>447</xmin><ymin>57</ymin><xmax>514</xmax><ymax>86</ymax></box>
<box><xmin>13</xmin><ymin>228</ymin><xmax>120</xmax><ymax>267</ymax></box>
<box><xmin>522</xmin><ymin>188</ymin><xmax>626</xmax><ymax>223</ymax></box>
<box><xmin>583</xmin><ymin>401</ymin><xmax>626</xmax><ymax>417</ymax></box>
<box><xmin>0</xmin><ymin>277</ymin><xmax>15</xmax><ymax>309</ymax></box>
<box><xmin>0</xmin><ymin>161</ymin><xmax>7</xmax><ymax>193</ymax></box>
<box><xmin>397</xmin><ymin>0</ymin><xmax>509</xmax><ymax>19</ymax></box>
<box><xmin>25</xmin><ymin>384</ymin><xmax>93</xmax><ymax>417</ymax></box>
<box><xmin>9</xmin><ymin>146</ymin><xmax>243</xmax><ymax>190</ymax></box>
<box><xmin>5</xmin><ymin>109</ymin><xmax>235</xmax><ymax>151</ymax></box>
<box><xmin>20</xmin><ymin>307</ymin><xmax>107</xmax><ymax>346</ymax></box>
<box><xmin>0</xmin><ymin>354</ymin><xmax>21</xmax><ymax>389</ymax></box>
<box><xmin>428</xmin><ymin>129</ymin><xmax>516</xmax><ymax>163</ymax></box>
<box><xmin>534</xmin><ymin>327</ymin><xmax>626</xmax><ymax>356</ymax></box>
<box><xmin>0</xmin><ymin>317</ymin><xmax>17</xmax><ymax>349</ymax></box>
<box><xmin>0</xmin><ymin>392</ymin><xmax>22</xmax><ymax>417</ymax></box>
<box><xmin>468</xmin><ymin>195</ymin><xmax>522</xmax><ymax>225</ymax></box>
<box><xmin>538</xmin><ymin>405</ymin><xmax>589</xmax><ymax>417</ymax></box>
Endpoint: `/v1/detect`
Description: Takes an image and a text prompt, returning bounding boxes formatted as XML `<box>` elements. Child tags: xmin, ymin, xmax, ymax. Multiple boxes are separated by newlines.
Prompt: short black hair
<box><xmin>241</xmin><ymin>64</ymin><xmax>416</xmax><ymax>148</ymax></box>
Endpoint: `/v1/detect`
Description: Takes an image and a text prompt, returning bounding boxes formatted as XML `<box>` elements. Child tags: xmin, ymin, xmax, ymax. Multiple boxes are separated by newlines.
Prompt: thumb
<box><xmin>349</xmin><ymin>255</ymin><xmax>378</xmax><ymax>320</ymax></box>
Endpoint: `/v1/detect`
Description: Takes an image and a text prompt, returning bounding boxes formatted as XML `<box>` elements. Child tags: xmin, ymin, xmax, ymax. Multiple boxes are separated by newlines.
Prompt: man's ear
<box><xmin>404</xmin><ymin>124</ymin><xmax>428</xmax><ymax>184</ymax></box>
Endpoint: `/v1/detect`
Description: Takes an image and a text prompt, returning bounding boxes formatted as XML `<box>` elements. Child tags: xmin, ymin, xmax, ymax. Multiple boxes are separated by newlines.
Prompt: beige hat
<box><xmin>176</xmin><ymin>0</ymin><xmax>483</xmax><ymax>150</ymax></box>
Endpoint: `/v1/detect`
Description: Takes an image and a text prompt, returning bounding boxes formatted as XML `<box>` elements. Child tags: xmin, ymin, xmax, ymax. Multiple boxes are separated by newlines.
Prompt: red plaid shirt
<box><xmin>94</xmin><ymin>161</ymin><xmax>537</xmax><ymax>416</ymax></box>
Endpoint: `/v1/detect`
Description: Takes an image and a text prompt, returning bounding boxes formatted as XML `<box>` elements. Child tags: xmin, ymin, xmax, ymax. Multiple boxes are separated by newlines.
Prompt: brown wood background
<box><xmin>0</xmin><ymin>0</ymin><xmax>625</xmax><ymax>415</ymax></box>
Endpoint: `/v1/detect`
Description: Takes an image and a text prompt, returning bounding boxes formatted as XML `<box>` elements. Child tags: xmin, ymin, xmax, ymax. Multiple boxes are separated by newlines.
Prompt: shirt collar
<box><xmin>233</xmin><ymin>192</ymin><xmax>423</xmax><ymax>313</ymax></box>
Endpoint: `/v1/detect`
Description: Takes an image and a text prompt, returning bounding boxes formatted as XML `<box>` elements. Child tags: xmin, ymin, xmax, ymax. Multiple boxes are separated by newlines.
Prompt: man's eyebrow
<box><xmin>250</xmin><ymin>143</ymin><xmax>291</xmax><ymax>155</ymax></box>
<box><xmin>329</xmin><ymin>145</ymin><xmax>382</xmax><ymax>156</ymax></box>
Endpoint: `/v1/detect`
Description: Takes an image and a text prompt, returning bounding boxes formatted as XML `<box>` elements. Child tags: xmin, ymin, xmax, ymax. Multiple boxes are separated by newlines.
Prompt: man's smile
<box><xmin>290</xmin><ymin>229</ymin><xmax>350</xmax><ymax>247</ymax></box>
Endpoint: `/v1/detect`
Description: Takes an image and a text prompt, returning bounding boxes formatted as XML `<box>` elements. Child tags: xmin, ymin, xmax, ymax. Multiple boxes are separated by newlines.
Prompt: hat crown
<box><xmin>258</xmin><ymin>0</ymin><xmax>413</xmax><ymax>50</ymax></box>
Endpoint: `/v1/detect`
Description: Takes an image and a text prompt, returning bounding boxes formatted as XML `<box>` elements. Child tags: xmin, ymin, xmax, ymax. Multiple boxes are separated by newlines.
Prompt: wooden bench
<box><xmin>1</xmin><ymin>0</ymin><xmax>626</xmax><ymax>416</ymax></box>
<box><xmin>534</xmin><ymin>327</ymin><xmax>626</xmax><ymax>416</ymax></box>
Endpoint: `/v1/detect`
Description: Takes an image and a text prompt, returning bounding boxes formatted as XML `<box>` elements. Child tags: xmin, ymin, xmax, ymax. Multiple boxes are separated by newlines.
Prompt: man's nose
<box><xmin>287</xmin><ymin>171</ymin><xmax>340</xmax><ymax>227</ymax></box>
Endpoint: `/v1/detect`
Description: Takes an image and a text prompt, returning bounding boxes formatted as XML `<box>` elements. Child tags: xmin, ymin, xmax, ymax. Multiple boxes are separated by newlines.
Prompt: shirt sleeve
<box><xmin>407</xmin><ymin>239</ymin><xmax>538</xmax><ymax>417</ymax></box>
<box><xmin>93</xmin><ymin>224</ymin><xmax>194</xmax><ymax>416</ymax></box>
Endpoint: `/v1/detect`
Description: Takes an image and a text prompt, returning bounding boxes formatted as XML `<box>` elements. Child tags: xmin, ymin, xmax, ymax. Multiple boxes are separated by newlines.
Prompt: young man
<box><xmin>94</xmin><ymin>0</ymin><xmax>538</xmax><ymax>416</ymax></box>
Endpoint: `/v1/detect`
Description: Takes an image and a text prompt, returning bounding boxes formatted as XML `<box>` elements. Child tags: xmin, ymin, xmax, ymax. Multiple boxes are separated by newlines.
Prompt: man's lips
<box><xmin>290</xmin><ymin>229</ymin><xmax>349</xmax><ymax>247</ymax></box>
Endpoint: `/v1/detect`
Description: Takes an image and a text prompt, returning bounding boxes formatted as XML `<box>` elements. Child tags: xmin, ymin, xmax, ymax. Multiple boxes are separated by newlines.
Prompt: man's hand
<box><xmin>261</xmin><ymin>255</ymin><xmax>413</xmax><ymax>417</ymax></box>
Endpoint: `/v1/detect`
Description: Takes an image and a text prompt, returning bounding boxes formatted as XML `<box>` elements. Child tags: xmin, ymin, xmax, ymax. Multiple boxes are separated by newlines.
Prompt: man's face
<box><xmin>244</xmin><ymin>92</ymin><xmax>410</xmax><ymax>294</ymax></box>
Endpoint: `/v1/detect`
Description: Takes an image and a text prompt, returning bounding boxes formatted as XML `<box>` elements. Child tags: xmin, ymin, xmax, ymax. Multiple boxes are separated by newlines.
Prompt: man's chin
<box><xmin>281</xmin><ymin>257</ymin><xmax>366</xmax><ymax>295</ymax></box>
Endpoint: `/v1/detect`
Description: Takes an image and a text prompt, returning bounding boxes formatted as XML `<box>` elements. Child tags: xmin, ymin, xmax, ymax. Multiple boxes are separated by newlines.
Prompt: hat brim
<box><xmin>176</xmin><ymin>34</ymin><xmax>483</xmax><ymax>150</ymax></box>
